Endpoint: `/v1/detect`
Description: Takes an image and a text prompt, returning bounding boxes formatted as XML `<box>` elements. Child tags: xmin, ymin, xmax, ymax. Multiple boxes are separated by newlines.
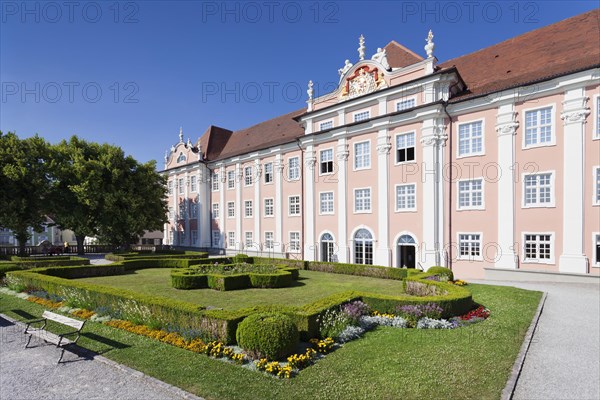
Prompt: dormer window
<box><xmin>177</xmin><ymin>152</ymin><xmax>187</xmax><ymax>163</ymax></box>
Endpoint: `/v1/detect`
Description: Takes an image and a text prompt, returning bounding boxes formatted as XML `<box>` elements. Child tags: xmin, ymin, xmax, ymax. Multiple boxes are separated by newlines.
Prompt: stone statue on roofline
<box><xmin>372</xmin><ymin>47</ymin><xmax>390</xmax><ymax>71</ymax></box>
<box><xmin>338</xmin><ymin>60</ymin><xmax>353</xmax><ymax>82</ymax></box>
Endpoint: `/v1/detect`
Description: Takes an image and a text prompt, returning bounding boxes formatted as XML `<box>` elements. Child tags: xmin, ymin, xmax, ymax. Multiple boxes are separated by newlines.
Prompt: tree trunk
<box><xmin>15</xmin><ymin>230</ymin><xmax>29</xmax><ymax>257</ymax></box>
<box><xmin>76</xmin><ymin>235</ymin><xmax>85</xmax><ymax>255</ymax></box>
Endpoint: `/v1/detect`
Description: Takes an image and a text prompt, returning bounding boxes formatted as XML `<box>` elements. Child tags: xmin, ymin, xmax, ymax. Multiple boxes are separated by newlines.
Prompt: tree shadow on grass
<box><xmin>10</xmin><ymin>309</ymin><xmax>37</xmax><ymax>321</ymax></box>
<box><xmin>81</xmin><ymin>332</ymin><xmax>130</xmax><ymax>354</ymax></box>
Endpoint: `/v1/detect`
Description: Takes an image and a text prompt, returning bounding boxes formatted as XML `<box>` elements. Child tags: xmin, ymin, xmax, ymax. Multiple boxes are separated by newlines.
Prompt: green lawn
<box><xmin>75</xmin><ymin>269</ymin><xmax>407</xmax><ymax>310</ymax></box>
<box><xmin>0</xmin><ymin>283</ymin><xmax>542</xmax><ymax>400</ymax></box>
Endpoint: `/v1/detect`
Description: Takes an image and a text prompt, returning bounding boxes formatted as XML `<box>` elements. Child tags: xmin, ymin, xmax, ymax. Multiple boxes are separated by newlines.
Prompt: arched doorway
<box><xmin>354</xmin><ymin>229</ymin><xmax>373</xmax><ymax>265</ymax></box>
<box><xmin>397</xmin><ymin>234</ymin><xmax>416</xmax><ymax>268</ymax></box>
<box><xmin>320</xmin><ymin>233</ymin><xmax>335</xmax><ymax>262</ymax></box>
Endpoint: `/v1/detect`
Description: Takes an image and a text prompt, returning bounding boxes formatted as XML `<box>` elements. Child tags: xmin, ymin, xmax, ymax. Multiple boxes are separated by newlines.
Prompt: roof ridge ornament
<box><xmin>425</xmin><ymin>29</ymin><xmax>435</xmax><ymax>58</ymax></box>
<box><xmin>179</xmin><ymin>126</ymin><xmax>184</xmax><ymax>143</ymax></box>
<box><xmin>307</xmin><ymin>80</ymin><xmax>314</xmax><ymax>111</ymax></box>
<box><xmin>338</xmin><ymin>60</ymin><xmax>353</xmax><ymax>83</ymax></box>
<box><xmin>358</xmin><ymin>34</ymin><xmax>366</xmax><ymax>61</ymax></box>
<box><xmin>371</xmin><ymin>47</ymin><xmax>390</xmax><ymax>71</ymax></box>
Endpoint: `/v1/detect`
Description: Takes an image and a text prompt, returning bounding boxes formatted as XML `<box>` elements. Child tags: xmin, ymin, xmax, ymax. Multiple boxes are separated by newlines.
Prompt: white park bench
<box><xmin>24</xmin><ymin>310</ymin><xmax>86</xmax><ymax>363</ymax></box>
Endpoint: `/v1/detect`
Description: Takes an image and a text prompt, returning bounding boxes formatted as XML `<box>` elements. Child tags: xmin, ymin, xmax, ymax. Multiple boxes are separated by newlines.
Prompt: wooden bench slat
<box><xmin>42</xmin><ymin>310</ymin><xmax>85</xmax><ymax>330</ymax></box>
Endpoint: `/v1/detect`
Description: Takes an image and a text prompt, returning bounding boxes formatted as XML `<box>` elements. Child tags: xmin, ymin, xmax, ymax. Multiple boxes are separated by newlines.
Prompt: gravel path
<box><xmin>474</xmin><ymin>280</ymin><xmax>600</xmax><ymax>400</ymax></box>
<box><xmin>0</xmin><ymin>316</ymin><xmax>202</xmax><ymax>400</ymax></box>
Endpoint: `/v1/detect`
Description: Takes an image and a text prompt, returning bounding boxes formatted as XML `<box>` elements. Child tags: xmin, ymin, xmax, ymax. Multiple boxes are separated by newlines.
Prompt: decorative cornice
<box><xmin>561</xmin><ymin>109</ymin><xmax>590</xmax><ymax>125</ymax></box>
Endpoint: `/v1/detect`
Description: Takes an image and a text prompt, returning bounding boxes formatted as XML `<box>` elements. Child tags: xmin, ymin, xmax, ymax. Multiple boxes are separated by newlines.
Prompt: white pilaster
<box><xmin>184</xmin><ymin>172</ymin><xmax>190</xmax><ymax>246</ymax></box>
<box><xmin>235</xmin><ymin>163</ymin><xmax>242</xmax><ymax>251</ymax></box>
<box><xmin>199</xmin><ymin>166</ymin><xmax>211</xmax><ymax>248</ymax></box>
<box><xmin>336</xmin><ymin>139</ymin><xmax>349</xmax><ymax>263</ymax></box>
<box><xmin>254</xmin><ymin>159</ymin><xmax>261</xmax><ymax>252</ymax></box>
<box><xmin>376</xmin><ymin>128</ymin><xmax>391</xmax><ymax>266</ymax></box>
<box><xmin>304</xmin><ymin>145</ymin><xmax>316</xmax><ymax>261</ymax></box>
<box><xmin>219</xmin><ymin>166</ymin><xmax>226</xmax><ymax>249</ymax></box>
<box><xmin>495</xmin><ymin>103</ymin><xmax>518</xmax><ymax>269</ymax></box>
<box><xmin>275</xmin><ymin>154</ymin><xmax>284</xmax><ymax>254</ymax></box>
<box><xmin>559</xmin><ymin>87</ymin><xmax>590</xmax><ymax>273</ymax></box>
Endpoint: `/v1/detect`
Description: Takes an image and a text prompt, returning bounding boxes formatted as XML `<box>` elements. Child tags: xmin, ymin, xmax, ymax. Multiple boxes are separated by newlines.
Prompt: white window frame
<box><xmin>522</xmin><ymin>171</ymin><xmax>555</xmax><ymax>208</ymax></box>
<box><xmin>457</xmin><ymin>232</ymin><xmax>483</xmax><ymax>261</ymax></box>
<box><xmin>264</xmin><ymin>231</ymin><xmax>274</xmax><ymax>250</ymax></box>
<box><xmin>244</xmin><ymin>200</ymin><xmax>253</xmax><ymax>218</ymax></box>
<box><xmin>522</xmin><ymin>232</ymin><xmax>555</xmax><ymax>264</ymax></box>
<box><xmin>395</xmin><ymin>97</ymin><xmax>416</xmax><ymax>112</ymax></box>
<box><xmin>212</xmin><ymin>230</ymin><xmax>221</xmax><ymax>247</ymax></box>
<box><xmin>178</xmin><ymin>178</ymin><xmax>184</xmax><ymax>194</ymax></box>
<box><xmin>289</xmin><ymin>231</ymin><xmax>301</xmax><ymax>252</ymax></box>
<box><xmin>168</xmin><ymin>206</ymin><xmax>174</xmax><ymax>220</ymax></box>
<box><xmin>594</xmin><ymin>166</ymin><xmax>600</xmax><ymax>206</ymax></box>
<box><xmin>395</xmin><ymin>183</ymin><xmax>417</xmax><ymax>212</ymax></box>
<box><xmin>264</xmin><ymin>162</ymin><xmax>274</xmax><ymax>184</ymax></box>
<box><xmin>319</xmin><ymin>119</ymin><xmax>334</xmax><ymax>131</ymax></box>
<box><xmin>522</xmin><ymin>104</ymin><xmax>556</xmax><ymax>149</ymax></box>
<box><xmin>319</xmin><ymin>148</ymin><xmax>334</xmax><ymax>176</ymax></box>
<box><xmin>191</xmin><ymin>230</ymin><xmax>198</xmax><ymax>246</ymax></box>
<box><xmin>190</xmin><ymin>202</ymin><xmax>198</xmax><ymax>218</ymax></box>
<box><xmin>353</xmin><ymin>140</ymin><xmax>371</xmax><ymax>171</ymax></box>
<box><xmin>211</xmin><ymin>203</ymin><xmax>219</xmax><ymax>219</ymax></box>
<box><xmin>288</xmin><ymin>157</ymin><xmax>300</xmax><ymax>181</ymax></box>
<box><xmin>353</xmin><ymin>109</ymin><xmax>371</xmax><ymax>122</ymax></box>
<box><xmin>288</xmin><ymin>195</ymin><xmax>301</xmax><ymax>216</ymax></box>
<box><xmin>319</xmin><ymin>191</ymin><xmax>334</xmax><ymax>215</ymax></box>
<box><xmin>592</xmin><ymin>232</ymin><xmax>600</xmax><ymax>267</ymax></box>
<box><xmin>227</xmin><ymin>201</ymin><xmax>235</xmax><ymax>218</ymax></box>
<box><xmin>354</xmin><ymin>187</ymin><xmax>372</xmax><ymax>213</ymax></box>
<box><xmin>168</xmin><ymin>180</ymin><xmax>173</xmax><ymax>195</ymax></box>
<box><xmin>395</xmin><ymin>131</ymin><xmax>416</xmax><ymax>165</ymax></box>
<box><xmin>457</xmin><ymin>119</ymin><xmax>485</xmax><ymax>158</ymax></box>
<box><xmin>228</xmin><ymin>232</ymin><xmax>236</xmax><ymax>248</ymax></box>
<box><xmin>244</xmin><ymin>232</ymin><xmax>253</xmax><ymax>249</ymax></box>
<box><xmin>244</xmin><ymin>166</ymin><xmax>253</xmax><ymax>186</ymax></box>
<box><xmin>594</xmin><ymin>96</ymin><xmax>600</xmax><ymax>139</ymax></box>
<box><xmin>211</xmin><ymin>172</ymin><xmax>219</xmax><ymax>192</ymax></box>
<box><xmin>190</xmin><ymin>175</ymin><xmax>197</xmax><ymax>192</ymax></box>
<box><xmin>264</xmin><ymin>198</ymin><xmax>274</xmax><ymax>217</ymax></box>
<box><xmin>227</xmin><ymin>170</ymin><xmax>235</xmax><ymax>189</ymax></box>
<box><xmin>457</xmin><ymin>178</ymin><xmax>485</xmax><ymax>210</ymax></box>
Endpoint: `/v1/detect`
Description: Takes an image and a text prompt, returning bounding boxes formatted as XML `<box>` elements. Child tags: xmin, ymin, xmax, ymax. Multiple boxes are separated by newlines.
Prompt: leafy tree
<box><xmin>0</xmin><ymin>132</ymin><xmax>53</xmax><ymax>255</ymax></box>
<box><xmin>50</xmin><ymin>136</ymin><xmax>167</xmax><ymax>254</ymax></box>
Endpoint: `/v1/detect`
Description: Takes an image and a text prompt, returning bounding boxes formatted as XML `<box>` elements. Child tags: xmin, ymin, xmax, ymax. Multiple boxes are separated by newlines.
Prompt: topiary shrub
<box><xmin>232</xmin><ymin>254</ymin><xmax>252</xmax><ymax>264</ymax></box>
<box><xmin>236</xmin><ymin>313</ymin><xmax>299</xmax><ymax>359</ymax></box>
<box><xmin>427</xmin><ymin>266</ymin><xmax>454</xmax><ymax>281</ymax></box>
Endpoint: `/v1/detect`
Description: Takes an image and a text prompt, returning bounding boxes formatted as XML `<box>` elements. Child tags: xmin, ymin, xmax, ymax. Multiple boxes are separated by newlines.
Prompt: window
<box><xmin>524</xmin><ymin>173</ymin><xmax>553</xmax><ymax>207</ymax></box>
<box><xmin>264</xmin><ymin>163</ymin><xmax>273</xmax><ymax>183</ymax></box>
<box><xmin>354</xmin><ymin>141</ymin><xmax>371</xmax><ymax>169</ymax></box>
<box><xmin>228</xmin><ymin>232</ymin><xmax>236</xmax><ymax>248</ymax></box>
<box><xmin>320</xmin><ymin>149</ymin><xmax>334</xmax><ymax>174</ymax></box>
<box><xmin>354</xmin><ymin>110</ymin><xmax>370</xmax><ymax>122</ymax></box>
<box><xmin>321</xmin><ymin>233</ymin><xmax>336</xmax><ymax>262</ymax></box>
<box><xmin>458</xmin><ymin>179</ymin><xmax>484</xmax><ymax>209</ymax></box>
<box><xmin>177</xmin><ymin>152</ymin><xmax>186</xmax><ymax>163</ymax></box>
<box><xmin>190</xmin><ymin>176</ymin><xmax>197</xmax><ymax>192</ymax></box>
<box><xmin>244</xmin><ymin>166</ymin><xmax>253</xmax><ymax>186</ymax></box>
<box><xmin>178</xmin><ymin>178</ymin><xmax>184</xmax><ymax>194</ymax></box>
<box><xmin>227</xmin><ymin>170</ymin><xmax>235</xmax><ymax>189</ymax></box>
<box><xmin>354</xmin><ymin>188</ymin><xmax>371</xmax><ymax>212</ymax></box>
<box><xmin>320</xmin><ymin>192</ymin><xmax>334</xmax><ymax>214</ymax></box>
<box><xmin>212</xmin><ymin>231</ymin><xmax>220</xmax><ymax>247</ymax></box>
<box><xmin>396</xmin><ymin>132</ymin><xmax>415</xmax><ymax>163</ymax></box>
<box><xmin>168</xmin><ymin>181</ymin><xmax>173</xmax><ymax>195</ymax></box>
<box><xmin>396</xmin><ymin>98</ymin><xmax>416</xmax><ymax>111</ymax></box>
<box><xmin>458</xmin><ymin>234</ymin><xmax>481</xmax><ymax>259</ymax></box>
<box><xmin>244</xmin><ymin>200</ymin><xmax>253</xmax><ymax>217</ymax></box>
<box><xmin>354</xmin><ymin>229</ymin><xmax>373</xmax><ymax>265</ymax></box>
<box><xmin>227</xmin><ymin>201</ymin><xmax>235</xmax><ymax>218</ymax></box>
<box><xmin>594</xmin><ymin>234</ymin><xmax>600</xmax><ymax>265</ymax></box>
<box><xmin>264</xmin><ymin>198</ymin><xmax>274</xmax><ymax>216</ymax></box>
<box><xmin>320</xmin><ymin>120</ymin><xmax>333</xmax><ymax>130</ymax></box>
<box><xmin>168</xmin><ymin>207</ymin><xmax>174</xmax><ymax>220</ymax></box>
<box><xmin>396</xmin><ymin>184</ymin><xmax>416</xmax><ymax>211</ymax></box>
<box><xmin>265</xmin><ymin>232</ymin><xmax>274</xmax><ymax>249</ymax></box>
<box><xmin>190</xmin><ymin>202</ymin><xmax>198</xmax><ymax>218</ymax></box>
<box><xmin>458</xmin><ymin>120</ymin><xmax>483</xmax><ymax>156</ymax></box>
<box><xmin>289</xmin><ymin>196</ymin><xmax>301</xmax><ymax>216</ymax></box>
<box><xmin>245</xmin><ymin>232</ymin><xmax>253</xmax><ymax>249</ymax></box>
<box><xmin>595</xmin><ymin>167</ymin><xmax>600</xmax><ymax>204</ymax></box>
<box><xmin>525</xmin><ymin>107</ymin><xmax>553</xmax><ymax>147</ymax></box>
<box><xmin>180</xmin><ymin>229</ymin><xmax>186</xmax><ymax>244</ymax></box>
<box><xmin>289</xmin><ymin>232</ymin><xmax>300</xmax><ymax>252</ymax></box>
<box><xmin>596</xmin><ymin>98</ymin><xmax>600</xmax><ymax>138</ymax></box>
<box><xmin>179</xmin><ymin>201</ymin><xmax>186</xmax><ymax>219</ymax></box>
<box><xmin>211</xmin><ymin>172</ymin><xmax>219</xmax><ymax>191</ymax></box>
<box><xmin>288</xmin><ymin>157</ymin><xmax>300</xmax><ymax>180</ymax></box>
<box><xmin>191</xmin><ymin>230</ymin><xmax>198</xmax><ymax>245</ymax></box>
<box><xmin>524</xmin><ymin>234</ymin><xmax>552</xmax><ymax>262</ymax></box>
<box><xmin>211</xmin><ymin>203</ymin><xmax>219</xmax><ymax>219</ymax></box>
<box><xmin>169</xmin><ymin>230</ymin><xmax>174</xmax><ymax>244</ymax></box>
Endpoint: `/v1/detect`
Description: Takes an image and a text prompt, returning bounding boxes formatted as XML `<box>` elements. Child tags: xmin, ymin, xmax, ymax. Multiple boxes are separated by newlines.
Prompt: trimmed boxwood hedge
<box><xmin>106</xmin><ymin>252</ymin><xmax>209</xmax><ymax>262</ymax></box>
<box><xmin>236</xmin><ymin>313</ymin><xmax>299</xmax><ymax>359</ymax></box>
<box><xmin>5</xmin><ymin>257</ymin><xmax>473</xmax><ymax>343</ymax></box>
<box><xmin>171</xmin><ymin>265</ymin><xmax>298</xmax><ymax>290</ymax></box>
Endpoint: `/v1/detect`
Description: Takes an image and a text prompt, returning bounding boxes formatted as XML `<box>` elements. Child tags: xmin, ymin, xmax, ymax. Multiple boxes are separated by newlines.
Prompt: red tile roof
<box><xmin>199</xmin><ymin>10</ymin><xmax>600</xmax><ymax>161</ymax></box>
<box><xmin>439</xmin><ymin>9</ymin><xmax>600</xmax><ymax>101</ymax></box>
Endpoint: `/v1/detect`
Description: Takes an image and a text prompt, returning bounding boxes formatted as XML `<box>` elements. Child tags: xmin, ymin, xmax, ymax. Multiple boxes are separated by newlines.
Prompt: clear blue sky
<box><xmin>1</xmin><ymin>1</ymin><xmax>597</xmax><ymax>166</ymax></box>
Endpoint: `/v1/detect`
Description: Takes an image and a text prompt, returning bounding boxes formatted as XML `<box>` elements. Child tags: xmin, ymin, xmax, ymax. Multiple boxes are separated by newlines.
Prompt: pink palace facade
<box><xmin>161</xmin><ymin>10</ymin><xmax>600</xmax><ymax>280</ymax></box>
